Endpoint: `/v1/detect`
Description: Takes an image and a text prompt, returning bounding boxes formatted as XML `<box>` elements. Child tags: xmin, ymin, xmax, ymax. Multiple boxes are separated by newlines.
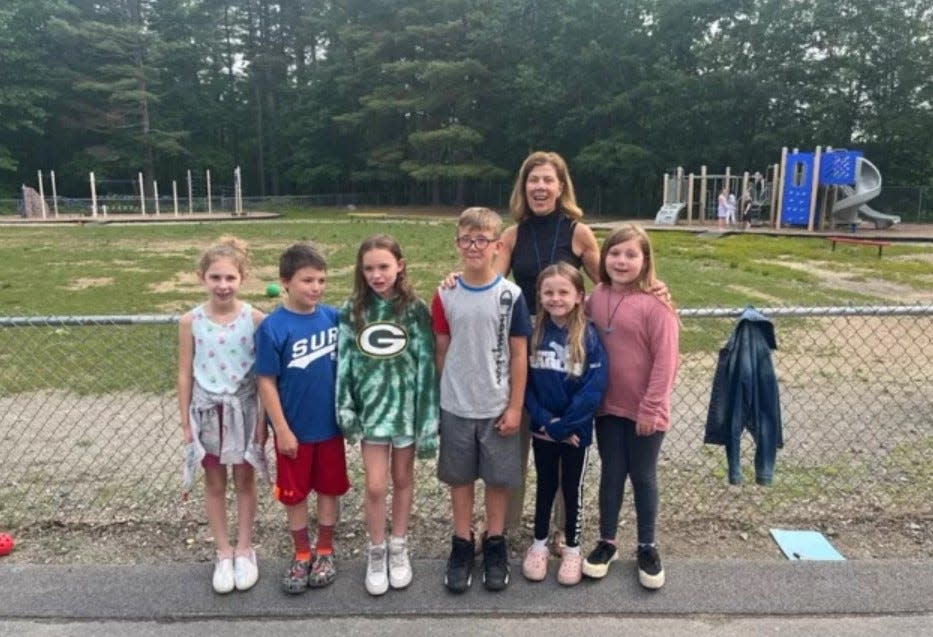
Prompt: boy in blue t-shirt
<box><xmin>255</xmin><ymin>243</ymin><xmax>350</xmax><ymax>595</ymax></box>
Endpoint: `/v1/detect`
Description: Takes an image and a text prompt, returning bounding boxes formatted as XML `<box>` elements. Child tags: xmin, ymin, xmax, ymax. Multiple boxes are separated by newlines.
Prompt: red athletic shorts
<box><xmin>273</xmin><ymin>434</ymin><xmax>350</xmax><ymax>505</ymax></box>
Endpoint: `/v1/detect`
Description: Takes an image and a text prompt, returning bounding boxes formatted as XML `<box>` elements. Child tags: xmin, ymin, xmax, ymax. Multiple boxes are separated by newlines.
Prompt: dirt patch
<box><xmin>148</xmin><ymin>265</ymin><xmax>281</xmax><ymax>296</ymax></box>
<box><xmin>762</xmin><ymin>258</ymin><xmax>933</xmax><ymax>302</ymax></box>
<box><xmin>67</xmin><ymin>277</ymin><xmax>114</xmax><ymax>290</ymax></box>
<box><xmin>725</xmin><ymin>284</ymin><xmax>785</xmax><ymax>305</ymax></box>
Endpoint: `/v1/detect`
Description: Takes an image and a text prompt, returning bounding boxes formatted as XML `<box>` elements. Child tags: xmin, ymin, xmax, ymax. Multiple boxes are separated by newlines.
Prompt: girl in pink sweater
<box><xmin>581</xmin><ymin>224</ymin><xmax>679</xmax><ymax>590</ymax></box>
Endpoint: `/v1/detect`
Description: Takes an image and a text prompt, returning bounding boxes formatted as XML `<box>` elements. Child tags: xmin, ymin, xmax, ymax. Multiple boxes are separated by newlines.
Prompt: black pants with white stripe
<box><xmin>531</xmin><ymin>437</ymin><xmax>588</xmax><ymax>547</ymax></box>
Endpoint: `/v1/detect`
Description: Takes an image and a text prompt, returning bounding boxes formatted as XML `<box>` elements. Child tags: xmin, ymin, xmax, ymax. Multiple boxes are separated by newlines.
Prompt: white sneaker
<box><xmin>212</xmin><ymin>553</ymin><xmax>235</xmax><ymax>594</ymax></box>
<box><xmin>234</xmin><ymin>549</ymin><xmax>259</xmax><ymax>591</ymax></box>
<box><xmin>365</xmin><ymin>542</ymin><xmax>389</xmax><ymax>596</ymax></box>
<box><xmin>388</xmin><ymin>536</ymin><xmax>413</xmax><ymax>589</ymax></box>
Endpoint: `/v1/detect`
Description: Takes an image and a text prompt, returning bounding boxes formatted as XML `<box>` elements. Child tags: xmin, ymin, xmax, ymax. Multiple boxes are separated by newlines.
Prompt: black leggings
<box><xmin>595</xmin><ymin>415</ymin><xmax>664</xmax><ymax>545</ymax></box>
<box><xmin>532</xmin><ymin>436</ymin><xmax>588</xmax><ymax>548</ymax></box>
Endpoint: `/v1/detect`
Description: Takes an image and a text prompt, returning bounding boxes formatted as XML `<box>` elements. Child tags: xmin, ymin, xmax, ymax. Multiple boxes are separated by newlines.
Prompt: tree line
<box><xmin>1</xmin><ymin>0</ymin><xmax>930</xmax><ymax>214</ymax></box>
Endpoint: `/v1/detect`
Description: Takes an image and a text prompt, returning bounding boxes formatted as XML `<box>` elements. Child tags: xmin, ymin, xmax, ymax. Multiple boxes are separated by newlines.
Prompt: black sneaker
<box><xmin>482</xmin><ymin>534</ymin><xmax>511</xmax><ymax>591</ymax></box>
<box><xmin>444</xmin><ymin>534</ymin><xmax>475</xmax><ymax>594</ymax></box>
<box><xmin>581</xmin><ymin>540</ymin><xmax>618</xmax><ymax>579</ymax></box>
<box><xmin>637</xmin><ymin>545</ymin><xmax>665</xmax><ymax>590</ymax></box>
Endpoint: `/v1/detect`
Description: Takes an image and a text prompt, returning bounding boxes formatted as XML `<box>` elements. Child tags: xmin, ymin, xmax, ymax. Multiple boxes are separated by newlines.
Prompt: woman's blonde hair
<box><xmin>197</xmin><ymin>235</ymin><xmax>250</xmax><ymax>278</ymax></box>
<box><xmin>508</xmin><ymin>151</ymin><xmax>583</xmax><ymax>222</ymax></box>
<box><xmin>531</xmin><ymin>262</ymin><xmax>587</xmax><ymax>378</ymax></box>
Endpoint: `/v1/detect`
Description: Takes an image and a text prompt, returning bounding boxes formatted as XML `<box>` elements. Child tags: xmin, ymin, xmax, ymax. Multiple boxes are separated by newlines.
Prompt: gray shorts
<box><xmin>437</xmin><ymin>409</ymin><xmax>522</xmax><ymax>488</ymax></box>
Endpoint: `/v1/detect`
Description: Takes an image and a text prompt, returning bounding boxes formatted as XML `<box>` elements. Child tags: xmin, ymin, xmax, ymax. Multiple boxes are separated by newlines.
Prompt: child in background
<box><xmin>521</xmin><ymin>263</ymin><xmax>607</xmax><ymax>586</ymax></box>
<box><xmin>717</xmin><ymin>186</ymin><xmax>728</xmax><ymax>229</ymax></box>
<box><xmin>582</xmin><ymin>224</ymin><xmax>679</xmax><ymax>590</ymax></box>
<box><xmin>254</xmin><ymin>243</ymin><xmax>350</xmax><ymax>595</ymax></box>
<box><xmin>177</xmin><ymin>236</ymin><xmax>265</xmax><ymax>594</ymax></box>
<box><xmin>726</xmin><ymin>192</ymin><xmax>737</xmax><ymax>226</ymax></box>
<box><xmin>336</xmin><ymin>234</ymin><xmax>439</xmax><ymax>596</ymax></box>
<box><xmin>432</xmin><ymin>207</ymin><xmax>530</xmax><ymax>593</ymax></box>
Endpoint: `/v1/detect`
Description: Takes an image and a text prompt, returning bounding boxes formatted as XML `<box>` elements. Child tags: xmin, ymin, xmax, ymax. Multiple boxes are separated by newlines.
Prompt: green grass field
<box><xmin>2</xmin><ymin>208</ymin><xmax>930</xmax><ymax>395</ymax></box>
<box><xmin>2</xmin><ymin>207</ymin><xmax>930</xmax><ymax>316</ymax></box>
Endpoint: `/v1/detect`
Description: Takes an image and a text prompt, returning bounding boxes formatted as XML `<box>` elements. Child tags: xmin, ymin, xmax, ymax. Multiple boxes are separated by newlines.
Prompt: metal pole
<box><xmin>187</xmin><ymin>169</ymin><xmax>193</xmax><ymax>214</ymax></box>
<box><xmin>90</xmin><ymin>172</ymin><xmax>98</xmax><ymax>218</ymax></box>
<box><xmin>686</xmin><ymin>173</ymin><xmax>695</xmax><ymax>224</ymax></box>
<box><xmin>37</xmin><ymin>170</ymin><xmax>47</xmax><ymax>219</ymax></box>
<box><xmin>153</xmin><ymin>180</ymin><xmax>160</xmax><ymax>215</ymax></box>
<box><xmin>51</xmin><ymin>170</ymin><xmax>59</xmax><ymax>217</ymax></box>
<box><xmin>699</xmin><ymin>165</ymin><xmax>708</xmax><ymax>222</ymax></box>
<box><xmin>807</xmin><ymin>146</ymin><xmax>822</xmax><ymax>232</ymax></box>
<box><xmin>138</xmin><ymin>172</ymin><xmax>146</xmax><ymax>215</ymax></box>
<box><xmin>775</xmin><ymin>148</ymin><xmax>788</xmax><ymax>228</ymax></box>
<box><xmin>206</xmin><ymin>169</ymin><xmax>212</xmax><ymax>214</ymax></box>
<box><xmin>172</xmin><ymin>180</ymin><xmax>179</xmax><ymax>216</ymax></box>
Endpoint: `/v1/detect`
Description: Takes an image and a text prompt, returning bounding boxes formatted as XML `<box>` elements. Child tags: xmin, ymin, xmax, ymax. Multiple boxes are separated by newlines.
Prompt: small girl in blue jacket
<box><xmin>521</xmin><ymin>262</ymin><xmax>607</xmax><ymax>586</ymax></box>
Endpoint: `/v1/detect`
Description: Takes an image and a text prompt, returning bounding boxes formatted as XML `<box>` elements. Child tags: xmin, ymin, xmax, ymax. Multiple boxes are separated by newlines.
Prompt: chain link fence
<box><xmin>1</xmin><ymin>307</ymin><xmax>931</xmax><ymax>556</ymax></box>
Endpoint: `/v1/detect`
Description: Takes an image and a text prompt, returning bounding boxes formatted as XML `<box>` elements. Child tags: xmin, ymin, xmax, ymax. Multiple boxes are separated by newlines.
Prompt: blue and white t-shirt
<box><xmin>254</xmin><ymin>304</ymin><xmax>340</xmax><ymax>443</ymax></box>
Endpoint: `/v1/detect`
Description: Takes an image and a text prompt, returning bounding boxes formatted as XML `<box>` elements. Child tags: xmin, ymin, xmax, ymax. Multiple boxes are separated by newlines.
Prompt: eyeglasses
<box><xmin>455</xmin><ymin>235</ymin><xmax>494</xmax><ymax>250</ymax></box>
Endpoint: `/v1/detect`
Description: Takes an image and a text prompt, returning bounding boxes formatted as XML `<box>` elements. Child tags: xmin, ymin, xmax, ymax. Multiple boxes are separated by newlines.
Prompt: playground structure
<box><xmin>656</xmin><ymin>146</ymin><xmax>901</xmax><ymax>231</ymax></box>
<box><xmin>19</xmin><ymin>167</ymin><xmax>245</xmax><ymax>219</ymax></box>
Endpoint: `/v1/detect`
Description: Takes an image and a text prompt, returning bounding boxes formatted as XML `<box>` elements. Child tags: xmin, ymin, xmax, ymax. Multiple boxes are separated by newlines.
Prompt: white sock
<box><xmin>532</xmin><ymin>538</ymin><xmax>548</xmax><ymax>551</ymax></box>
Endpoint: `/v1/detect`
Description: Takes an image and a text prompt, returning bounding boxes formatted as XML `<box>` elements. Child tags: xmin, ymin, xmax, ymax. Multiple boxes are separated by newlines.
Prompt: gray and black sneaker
<box><xmin>637</xmin><ymin>545</ymin><xmax>665</xmax><ymax>590</ymax></box>
<box><xmin>582</xmin><ymin>540</ymin><xmax>618</xmax><ymax>579</ymax></box>
<box><xmin>482</xmin><ymin>534</ymin><xmax>511</xmax><ymax>591</ymax></box>
<box><xmin>282</xmin><ymin>558</ymin><xmax>311</xmax><ymax>594</ymax></box>
<box><xmin>444</xmin><ymin>534</ymin><xmax>475</xmax><ymax>594</ymax></box>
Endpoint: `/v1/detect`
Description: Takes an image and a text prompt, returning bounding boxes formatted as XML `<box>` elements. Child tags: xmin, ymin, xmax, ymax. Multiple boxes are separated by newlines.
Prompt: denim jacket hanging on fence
<box><xmin>704</xmin><ymin>307</ymin><xmax>783</xmax><ymax>485</ymax></box>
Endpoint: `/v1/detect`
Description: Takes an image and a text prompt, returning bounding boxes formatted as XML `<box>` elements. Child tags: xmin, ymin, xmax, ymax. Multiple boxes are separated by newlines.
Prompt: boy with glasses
<box><xmin>431</xmin><ymin>207</ymin><xmax>531</xmax><ymax>593</ymax></box>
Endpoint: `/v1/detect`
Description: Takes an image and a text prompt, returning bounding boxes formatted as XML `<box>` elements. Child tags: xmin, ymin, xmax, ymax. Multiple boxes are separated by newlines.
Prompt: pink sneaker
<box><xmin>557</xmin><ymin>550</ymin><xmax>583</xmax><ymax>586</ymax></box>
<box><xmin>521</xmin><ymin>545</ymin><xmax>549</xmax><ymax>582</ymax></box>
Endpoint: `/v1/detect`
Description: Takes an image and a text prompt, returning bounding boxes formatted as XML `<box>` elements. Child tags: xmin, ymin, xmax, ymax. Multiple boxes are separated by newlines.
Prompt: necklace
<box><xmin>603</xmin><ymin>289</ymin><xmax>627</xmax><ymax>334</ymax></box>
<box><xmin>528</xmin><ymin>214</ymin><xmax>562</xmax><ymax>273</ymax></box>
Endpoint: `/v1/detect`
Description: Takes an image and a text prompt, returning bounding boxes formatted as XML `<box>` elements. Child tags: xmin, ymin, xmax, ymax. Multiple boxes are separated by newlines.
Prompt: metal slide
<box><xmin>831</xmin><ymin>156</ymin><xmax>901</xmax><ymax>229</ymax></box>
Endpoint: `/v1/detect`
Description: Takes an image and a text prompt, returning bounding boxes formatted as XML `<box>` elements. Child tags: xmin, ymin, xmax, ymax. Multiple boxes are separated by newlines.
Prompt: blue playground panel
<box><xmin>819</xmin><ymin>150</ymin><xmax>862</xmax><ymax>185</ymax></box>
<box><xmin>781</xmin><ymin>152</ymin><xmax>816</xmax><ymax>226</ymax></box>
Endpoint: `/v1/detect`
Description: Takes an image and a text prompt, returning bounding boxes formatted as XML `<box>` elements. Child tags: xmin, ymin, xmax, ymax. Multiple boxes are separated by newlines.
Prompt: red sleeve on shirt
<box><xmin>431</xmin><ymin>292</ymin><xmax>449</xmax><ymax>335</ymax></box>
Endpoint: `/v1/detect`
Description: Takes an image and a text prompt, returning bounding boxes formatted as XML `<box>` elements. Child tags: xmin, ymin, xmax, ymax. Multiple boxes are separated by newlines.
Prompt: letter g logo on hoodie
<box><xmin>358</xmin><ymin>322</ymin><xmax>408</xmax><ymax>358</ymax></box>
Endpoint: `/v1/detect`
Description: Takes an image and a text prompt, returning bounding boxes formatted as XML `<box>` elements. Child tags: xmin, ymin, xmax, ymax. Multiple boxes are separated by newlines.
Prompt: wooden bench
<box><xmin>826</xmin><ymin>235</ymin><xmax>891</xmax><ymax>257</ymax></box>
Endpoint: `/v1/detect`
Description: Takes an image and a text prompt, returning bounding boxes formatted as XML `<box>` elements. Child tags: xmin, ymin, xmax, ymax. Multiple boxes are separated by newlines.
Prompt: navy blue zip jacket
<box><xmin>704</xmin><ymin>307</ymin><xmax>783</xmax><ymax>485</ymax></box>
<box><xmin>525</xmin><ymin>319</ymin><xmax>608</xmax><ymax>447</ymax></box>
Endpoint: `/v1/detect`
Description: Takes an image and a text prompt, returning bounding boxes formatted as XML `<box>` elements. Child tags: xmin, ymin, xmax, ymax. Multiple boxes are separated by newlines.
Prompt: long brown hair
<box><xmin>598</xmin><ymin>224</ymin><xmax>676</xmax><ymax>313</ymax></box>
<box><xmin>350</xmin><ymin>234</ymin><xmax>417</xmax><ymax>331</ymax></box>
<box><xmin>531</xmin><ymin>263</ymin><xmax>587</xmax><ymax>378</ymax></box>
<box><xmin>508</xmin><ymin>151</ymin><xmax>584</xmax><ymax>222</ymax></box>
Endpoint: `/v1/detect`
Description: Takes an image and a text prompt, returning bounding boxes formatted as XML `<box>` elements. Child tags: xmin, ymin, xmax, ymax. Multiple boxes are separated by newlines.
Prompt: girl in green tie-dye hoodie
<box><xmin>336</xmin><ymin>234</ymin><xmax>439</xmax><ymax>596</ymax></box>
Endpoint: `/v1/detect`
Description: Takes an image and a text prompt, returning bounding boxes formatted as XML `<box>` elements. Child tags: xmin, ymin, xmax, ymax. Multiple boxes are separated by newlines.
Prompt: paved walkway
<box><xmin>2</xmin><ymin>558</ymin><xmax>931</xmax><ymax>620</ymax></box>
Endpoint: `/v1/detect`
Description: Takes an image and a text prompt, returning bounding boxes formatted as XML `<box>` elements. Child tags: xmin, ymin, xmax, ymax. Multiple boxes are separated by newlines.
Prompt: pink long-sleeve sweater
<box><xmin>585</xmin><ymin>283</ymin><xmax>679</xmax><ymax>431</ymax></box>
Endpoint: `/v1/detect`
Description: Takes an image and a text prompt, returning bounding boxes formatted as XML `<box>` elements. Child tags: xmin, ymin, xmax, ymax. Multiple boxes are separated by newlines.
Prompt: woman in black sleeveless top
<box><xmin>495</xmin><ymin>152</ymin><xmax>601</xmax><ymax>555</ymax></box>
<box><xmin>499</xmin><ymin>152</ymin><xmax>668</xmax><ymax>553</ymax></box>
